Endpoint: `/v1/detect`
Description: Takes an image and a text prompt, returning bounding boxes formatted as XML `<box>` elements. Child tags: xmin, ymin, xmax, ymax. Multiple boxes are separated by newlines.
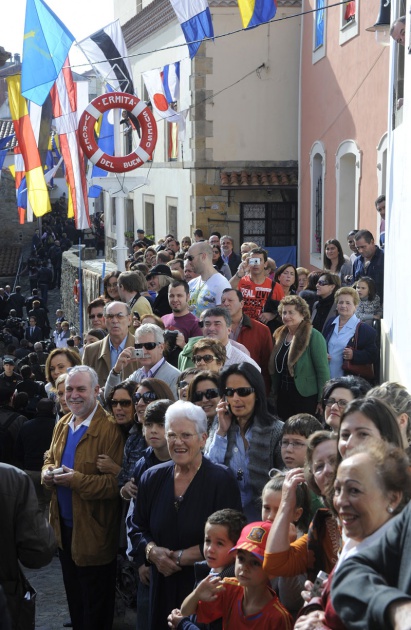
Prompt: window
<box><xmin>111</xmin><ymin>197</ymin><xmax>116</xmax><ymax>229</ymax></box>
<box><xmin>166</xmin><ymin>199</ymin><xmax>178</xmax><ymax>237</ymax></box>
<box><xmin>309</xmin><ymin>141</ymin><xmax>325</xmax><ymax>265</ymax></box>
<box><xmin>144</xmin><ymin>197</ymin><xmax>155</xmax><ymax>238</ymax></box>
<box><xmin>126</xmin><ymin>199</ymin><xmax>134</xmax><ymax>234</ymax></box>
<box><xmin>313</xmin><ymin>0</ymin><xmax>326</xmax><ymax>64</ymax></box>
<box><xmin>241</xmin><ymin>198</ymin><xmax>298</xmax><ymax>247</ymax></box>
<box><xmin>335</xmin><ymin>140</ymin><xmax>361</xmax><ymax>245</ymax></box>
<box><xmin>339</xmin><ymin>0</ymin><xmax>359</xmax><ymax>45</ymax></box>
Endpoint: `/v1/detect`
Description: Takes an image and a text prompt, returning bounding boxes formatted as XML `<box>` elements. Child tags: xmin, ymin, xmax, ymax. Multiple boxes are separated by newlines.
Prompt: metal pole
<box><xmin>113</xmin><ymin>108</ymin><xmax>127</xmax><ymax>271</ymax></box>
<box><xmin>78</xmin><ymin>238</ymin><xmax>83</xmax><ymax>339</ymax></box>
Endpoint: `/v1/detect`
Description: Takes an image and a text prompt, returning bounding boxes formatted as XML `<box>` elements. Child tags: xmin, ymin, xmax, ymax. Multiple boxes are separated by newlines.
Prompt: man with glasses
<box><xmin>82</xmin><ymin>301</ymin><xmax>135</xmax><ymax>386</ymax></box>
<box><xmin>178</xmin><ymin>307</ymin><xmax>260</xmax><ymax>372</ymax></box>
<box><xmin>42</xmin><ymin>365</ymin><xmax>123</xmax><ymax>630</ymax></box>
<box><xmin>186</xmin><ymin>243</ymin><xmax>230</xmax><ymax>317</ymax></box>
<box><xmin>87</xmin><ymin>298</ymin><xmax>107</xmax><ymax>331</ymax></box>
<box><xmin>104</xmin><ymin>323</ymin><xmax>181</xmax><ymax>399</ymax></box>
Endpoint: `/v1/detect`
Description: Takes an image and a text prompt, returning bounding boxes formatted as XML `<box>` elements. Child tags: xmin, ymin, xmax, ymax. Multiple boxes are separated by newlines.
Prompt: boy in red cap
<box><xmin>181</xmin><ymin>521</ymin><xmax>292</xmax><ymax>629</ymax></box>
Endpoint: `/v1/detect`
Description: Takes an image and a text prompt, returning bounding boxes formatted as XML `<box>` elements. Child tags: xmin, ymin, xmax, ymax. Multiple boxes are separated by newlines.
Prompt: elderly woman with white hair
<box><xmin>129</xmin><ymin>400</ymin><xmax>242</xmax><ymax>630</ymax></box>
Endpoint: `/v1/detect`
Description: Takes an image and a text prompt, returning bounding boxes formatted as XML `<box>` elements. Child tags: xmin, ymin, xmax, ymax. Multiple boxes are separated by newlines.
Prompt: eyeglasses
<box><xmin>105</xmin><ymin>312</ymin><xmax>128</xmax><ymax>320</ymax></box>
<box><xmin>224</xmin><ymin>387</ymin><xmax>255</xmax><ymax>397</ymax></box>
<box><xmin>111</xmin><ymin>399</ymin><xmax>132</xmax><ymax>408</ymax></box>
<box><xmin>317</xmin><ymin>280</ymin><xmax>331</xmax><ymax>286</ymax></box>
<box><xmin>133</xmin><ymin>391</ymin><xmax>158</xmax><ymax>404</ymax></box>
<box><xmin>280</xmin><ymin>439</ymin><xmax>307</xmax><ymax>450</ymax></box>
<box><xmin>194</xmin><ymin>388</ymin><xmax>219</xmax><ymax>402</ymax></box>
<box><xmin>166</xmin><ymin>432</ymin><xmax>199</xmax><ymax>442</ymax></box>
<box><xmin>185</xmin><ymin>253</ymin><xmax>202</xmax><ymax>262</ymax></box>
<box><xmin>192</xmin><ymin>354</ymin><xmax>218</xmax><ymax>364</ymax></box>
<box><xmin>135</xmin><ymin>342</ymin><xmax>160</xmax><ymax>350</ymax></box>
<box><xmin>178</xmin><ymin>380</ymin><xmax>189</xmax><ymax>389</ymax></box>
<box><xmin>90</xmin><ymin>313</ymin><xmax>104</xmax><ymax>319</ymax></box>
<box><xmin>324</xmin><ymin>398</ymin><xmax>349</xmax><ymax>409</ymax></box>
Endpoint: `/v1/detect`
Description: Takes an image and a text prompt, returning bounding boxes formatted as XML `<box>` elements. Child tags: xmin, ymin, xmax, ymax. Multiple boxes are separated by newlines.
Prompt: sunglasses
<box><xmin>185</xmin><ymin>253</ymin><xmax>202</xmax><ymax>262</ymax></box>
<box><xmin>133</xmin><ymin>391</ymin><xmax>158</xmax><ymax>404</ymax></box>
<box><xmin>192</xmin><ymin>354</ymin><xmax>218</xmax><ymax>364</ymax></box>
<box><xmin>224</xmin><ymin>387</ymin><xmax>255</xmax><ymax>397</ymax></box>
<box><xmin>90</xmin><ymin>313</ymin><xmax>104</xmax><ymax>319</ymax></box>
<box><xmin>194</xmin><ymin>388</ymin><xmax>219</xmax><ymax>402</ymax></box>
<box><xmin>317</xmin><ymin>280</ymin><xmax>331</xmax><ymax>286</ymax></box>
<box><xmin>178</xmin><ymin>380</ymin><xmax>189</xmax><ymax>389</ymax></box>
<box><xmin>134</xmin><ymin>342</ymin><xmax>160</xmax><ymax>350</ymax></box>
<box><xmin>111</xmin><ymin>399</ymin><xmax>132</xmax><ymax>408</ymax></box>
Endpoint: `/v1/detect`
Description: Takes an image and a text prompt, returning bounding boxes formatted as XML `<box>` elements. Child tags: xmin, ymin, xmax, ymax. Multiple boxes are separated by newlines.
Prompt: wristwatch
<box><xmin>145</xmin><ymin>541</ymin><xmax>157</xmax><ymax>563</ymax></box>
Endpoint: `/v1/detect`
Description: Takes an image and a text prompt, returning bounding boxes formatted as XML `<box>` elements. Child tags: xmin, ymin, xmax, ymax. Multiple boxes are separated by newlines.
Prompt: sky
<box><xmin>0</xmin><ymin>0</ymin><xmax>114</xmax><ymax>71</ymax></box>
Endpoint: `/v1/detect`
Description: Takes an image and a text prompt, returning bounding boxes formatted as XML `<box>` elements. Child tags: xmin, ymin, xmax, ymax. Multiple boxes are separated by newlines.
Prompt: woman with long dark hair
<box><xmin>206</xmin><ymin>362</ymin><xmax>283</xmax><ymax>520</ymax></box>
<box><xmin>323</xmin><ymin>238</ymin><xmax>352</xmax><ymax>284</ymax></box>
<box><xmin>311</xmin><ymin>272</ymin><xmax>341</xmax><ymax>332</ymax></box>
<box><xmin>211</xmin><ymin>244</ymin><xmax>232</xmax><ymax>280</ymax></box>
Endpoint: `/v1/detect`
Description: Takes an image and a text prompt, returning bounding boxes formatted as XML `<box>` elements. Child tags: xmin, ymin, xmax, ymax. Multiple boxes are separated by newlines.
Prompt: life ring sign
<box><xmin>79</xmin><ymin>92</ymin><xmax>158</xmax><ymax>174</ymax></box>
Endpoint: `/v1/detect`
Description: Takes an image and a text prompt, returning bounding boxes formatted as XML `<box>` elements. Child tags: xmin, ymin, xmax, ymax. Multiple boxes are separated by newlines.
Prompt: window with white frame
<box><xmin>335</xmin><ymin>140</ymin><xmax>361</xmax><ymax>246</ymax></box>
<box><xmin>313</xmin><ymin>0</ymin><xmax>326</xmax><ymax>64</ymax></box>
<box><xmin>310</xmin><ymin>141</ymin><xmax>325</xmax><ymax>265</ymax></box>
<box><xmin>144</xmin><ymin>197</ymin><xmax>155</xmax><ymax>239</ymax></box>
<box><xmin>339</xmin><ymin>0</ymin><xmax>359</xmax><ymax>45</ymax></box>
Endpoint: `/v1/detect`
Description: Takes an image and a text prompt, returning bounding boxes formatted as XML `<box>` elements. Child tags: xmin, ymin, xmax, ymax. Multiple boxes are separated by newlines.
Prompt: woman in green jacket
<box><xmin>269</xmin><ymin>295</ymin><xmax>330</xmax><ymax>420</ymax></box>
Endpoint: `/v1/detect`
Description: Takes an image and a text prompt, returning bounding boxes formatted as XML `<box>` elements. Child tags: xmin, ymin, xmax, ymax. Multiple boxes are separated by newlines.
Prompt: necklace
<box><xmin>174</xmin><ymin>459</ymin><xmax>202</xmax><ymax>512</ymax></box>
<box><xmin>275</xmin><ymin>337</ymin><xmax>291</xmax><ymax>374</ymax></box>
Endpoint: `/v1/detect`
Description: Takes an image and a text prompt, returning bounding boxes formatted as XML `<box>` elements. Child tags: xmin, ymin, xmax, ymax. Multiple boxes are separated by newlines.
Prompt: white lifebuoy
<box><xmin>79</xmin><ymin>92</ymin><xmax>158</xmax><ymax>173</ymax></box>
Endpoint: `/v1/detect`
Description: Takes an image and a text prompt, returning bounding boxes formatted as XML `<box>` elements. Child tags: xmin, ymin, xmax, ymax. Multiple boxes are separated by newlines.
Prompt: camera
<box><xmin>164</xmin><ymin>329</ymin><xmax>179</xmax><ymax>349</ymax></box>
<box><xmin>134</xmin><ymin>348</ymin><xmax>145</xmax><ymax>358</ymax></box>
<box><xmin>248</xmin><ymin>257</ymin><xmax>261</xmax><ymax>266</ymax></box>
<box><xmin>311</xmin><ymin>571</ymin><xmax>329</xmax><ymax>598</ymax></box>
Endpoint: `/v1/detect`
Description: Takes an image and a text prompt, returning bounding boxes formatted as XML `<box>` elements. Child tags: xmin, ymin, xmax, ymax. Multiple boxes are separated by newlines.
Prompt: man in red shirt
<box><xmin>230</xmin><ymin>248</ymin><xmax>283</xmax><ymax>321</ymax></box>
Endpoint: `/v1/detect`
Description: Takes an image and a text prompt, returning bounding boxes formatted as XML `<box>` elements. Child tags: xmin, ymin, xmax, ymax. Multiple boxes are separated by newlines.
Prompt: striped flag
<box><xmin>142</xmin><ymin>69</ymin><xmax>184</xmax><ymax>124</ymax></box>
<box><xmin>6</xmin><ymin>74</ymin><xmax>51</xmax><ymax>218</ymax></box>
<box><xmin>162</xmin><ymin>62</ymin><xmax>180</xmax><ymax>103</ymax></box>
<box><xmin>77</xmin><ymin>20</ymin><xmax>135</xmax><ymax>94</ymax></box>
<box><xmin>50</xmin><ymin>59</ymin><xmax>90</xmax><ymax>230</ymax></box>
<box><xmin>169</xmin><ymin>0</ymin><xmax>214</xmax><ymax>58</ymax></box>
<box><xmin>11</xmin><ymin>148</ymin><xmax>27</xmax><ymax>224</ymax></box>
<box><xmin>237</xmin><ymin>0</ymin><xmax>276</xmax><ymax>29</ymax></box>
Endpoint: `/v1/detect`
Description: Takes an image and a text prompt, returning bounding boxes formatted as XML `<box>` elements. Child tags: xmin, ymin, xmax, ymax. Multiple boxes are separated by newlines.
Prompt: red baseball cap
<box><xmin>230</xmin><ymin>521</ymin><xmax>272</xmax><ymax>561</ymax></box>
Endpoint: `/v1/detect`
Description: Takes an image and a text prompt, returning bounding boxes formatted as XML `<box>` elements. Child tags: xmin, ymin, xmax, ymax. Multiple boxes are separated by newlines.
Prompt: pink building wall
<box><xmin>299</xmin><ymin>0</ymin><xmax>390</xmax><ymax>267</ymax></box>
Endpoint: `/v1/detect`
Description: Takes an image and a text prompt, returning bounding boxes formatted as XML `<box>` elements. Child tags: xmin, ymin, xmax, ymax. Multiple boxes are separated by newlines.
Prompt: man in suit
<box><xmin>82</xmin><ymin>301</ymin><xmax>135</xmax><ymax>387</ymax></box>
<box><xmin>220</xmin><ymin>235</ymin><xmax>242</xmax><ymax>276</ymax></box>
<box><xmin>24</xmin><ymin>316</ymin><xmax>43</xmax><ymax>348</ymax></box>
<box><xmin>104</xmin><ymin>323</ymin><xmax>181</xmax><ymax>399</ymax></box>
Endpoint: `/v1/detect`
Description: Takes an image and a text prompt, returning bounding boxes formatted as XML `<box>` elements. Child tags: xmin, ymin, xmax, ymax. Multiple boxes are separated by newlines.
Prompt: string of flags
<box><xmin>3</xmin><ymin>0</ymin><xmax>277</xmax><ymax>225</ymax></box>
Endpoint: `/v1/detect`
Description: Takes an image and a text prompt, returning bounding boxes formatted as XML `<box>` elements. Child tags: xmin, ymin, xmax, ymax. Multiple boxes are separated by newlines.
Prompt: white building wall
<box><xmin>381</xmin><ymin>3</ymin><xmax>411</xmax><ymax>388</ymax></box>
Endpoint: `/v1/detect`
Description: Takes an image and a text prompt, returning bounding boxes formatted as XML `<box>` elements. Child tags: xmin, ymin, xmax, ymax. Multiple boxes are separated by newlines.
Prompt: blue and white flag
<box><xmin>162</xmin><ymin>62</ymin><xmax>180</xmax><ymax>103</ymax></box>
<box><xmin>169</xmin><ymin>0</ymin><xmax>214</xmax><ymax>58</ymax></box>
<box><xmin>22</xmin><ymin>0</ymin><xmax>75</xmax><ymax>105</ymax></box>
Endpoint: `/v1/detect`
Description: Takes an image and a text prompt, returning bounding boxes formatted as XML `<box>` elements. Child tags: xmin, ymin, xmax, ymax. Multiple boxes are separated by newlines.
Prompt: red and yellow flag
<box><xmin>6</xmin><ymin>74</ymin><xmax>50</xmax><ymax>217</ymax></box>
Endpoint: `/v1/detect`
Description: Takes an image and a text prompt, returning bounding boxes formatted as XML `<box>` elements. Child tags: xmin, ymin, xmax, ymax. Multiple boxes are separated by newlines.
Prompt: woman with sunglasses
<box><xmin>187</xmin><ymin>371</ymin><xmax>220</xmax><ymax>431</ymax></box>
<box><xmin>177</xmin><ymin>368</ymin><xmax>200</xmax><ymax>401</ymax></box>
<box><xmin>191</xmin><ymin>338</ymin><xmax>226</xmax><ymax>373</ymax></box>
<box><xmin>206</xmin><ymin>362</ymin><xmax>283</xmax><ymax>520</ymax></box>
<box><xmin>97</xmin><ymin>380</ymin><xmax>138</xmax><ymax>477</ymax></box>
<box><xmin>311</xmin><ymin>272</ymin><xmax>341</xmax><ymax>332</ymax></box>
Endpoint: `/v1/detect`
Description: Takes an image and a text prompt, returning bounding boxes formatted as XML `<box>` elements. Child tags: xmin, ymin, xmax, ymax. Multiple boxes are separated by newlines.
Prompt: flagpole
<box><xmin>78</xmin><ymin>238</ymin><xmax>83</xmax><ymax>339</ymax></box>
<box><xmin>113</xmin><ymin>108</ymin><xmax>127</xmax><ymax>272</ymax></box>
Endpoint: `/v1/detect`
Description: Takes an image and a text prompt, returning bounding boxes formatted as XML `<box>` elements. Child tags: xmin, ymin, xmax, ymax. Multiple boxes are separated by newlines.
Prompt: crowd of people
<box><xmin>3</xmin><ymin>216</ymin><xmax>411</xmax><ymax>630</ymax></box>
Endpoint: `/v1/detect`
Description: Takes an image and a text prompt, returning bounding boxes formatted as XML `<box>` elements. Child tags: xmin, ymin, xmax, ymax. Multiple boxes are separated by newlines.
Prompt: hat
<box><xmin>3</xmin><ymin>358</ymin><xmax>15</xmax><ymax>365</ymax></box>
<box><xmin>230</xmin><ymin>521</ymin><xmax>272</xmax><ymax>561</ymax></box>
<box><xmin>146</xmin><ymin>264</ymin><xmax>172</xmax><ymax>279</ymax></box>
